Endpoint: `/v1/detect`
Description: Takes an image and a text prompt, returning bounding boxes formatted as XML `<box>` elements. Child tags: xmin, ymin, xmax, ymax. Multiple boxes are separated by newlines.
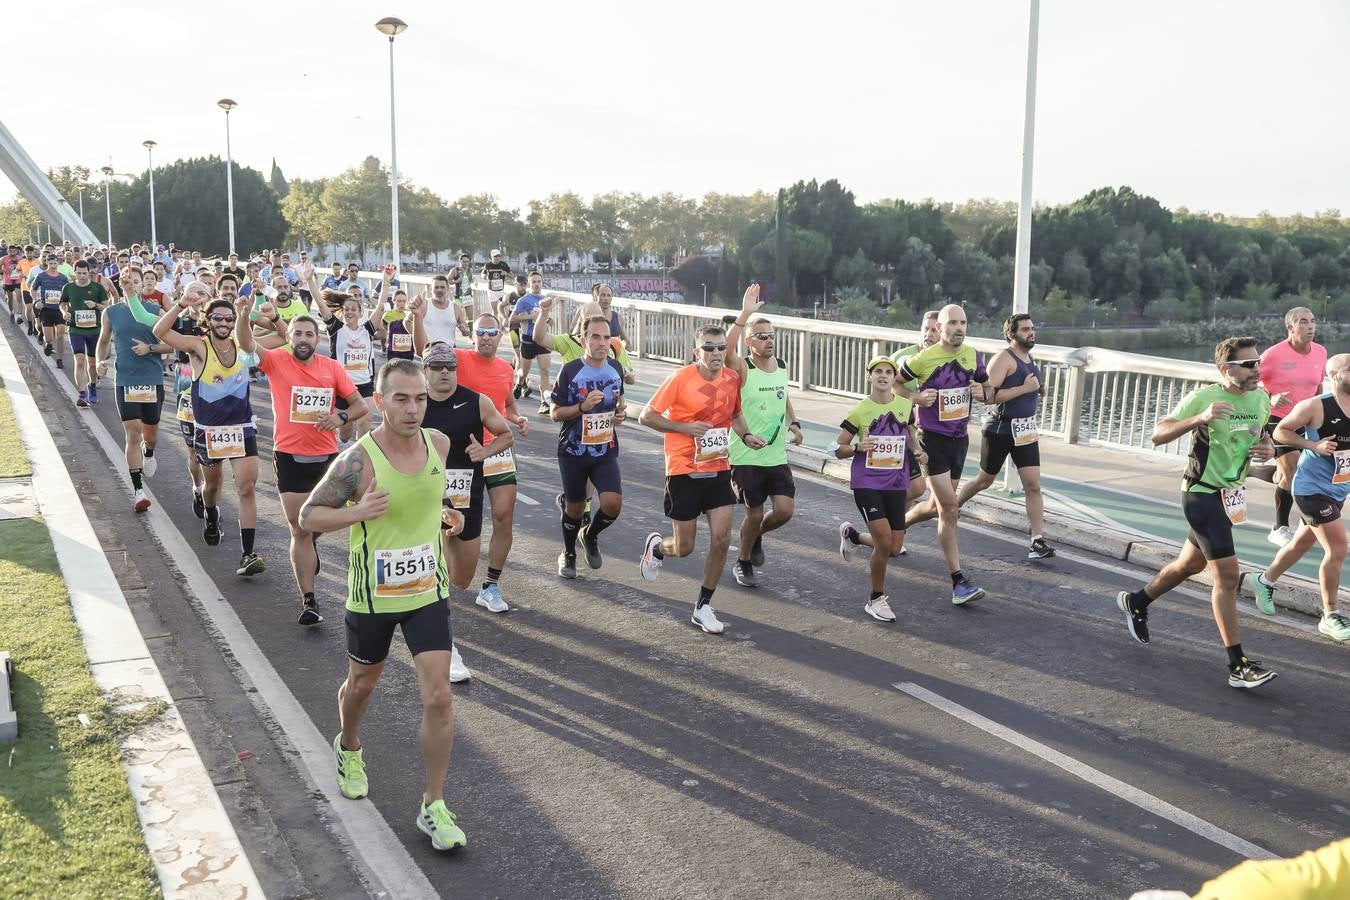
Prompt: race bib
<box><xmin>374</xmin><ymin>542</ymin><xmax>439</xmax><ymax>598</ymax></box>
<box><xmin>200</xmin><ymin>424</ymin><xmax>247</xmax><ymax>460</ymax></box>
<box><xmin>444</xmin><ymin>468</ymin><xmax>474</xmax><ymax>508</ymax></box>
<box><xmin>694</xmin><ymin>427</ymin><xmax>730</xmax><ymax>465</ymax></box>
<box><xmin>176</xmin><ymin>393</ymin><xmax>195</xmax><ymax>423</ymax></box>
<box><xmin>74</xmin><ymin>309</ymin><xmax>97</xmax><ymax>328</ymax></box>
<box><xmin>488</xmin><ymin>273</ymin><xmax>505</xmax><ymax>291</ymax></box>
<box><xmin>483</xmin><ymin>448</ymin><xmax>516</xmax><ymax>478</ymax></box>
<box><xmin>1011</xmin><ymin>415</ymin><xmax>1039</xmax><ymax>446</ymax></box>
<box><xmin>938</xmin><ymin>387</ymin><xmax>971</xmax><ymax>422</ymax></box>
<box><xmin>289</xmin><ymin>386</ymin><xmax>334</xmax><ymax>424</ymax></box>
<box><xmin>582</xmin><ymin>410</ymin><xmax>615</xmax><ymax>445</ymax></box>
<box><xmin>866</xmin><ymin>432</ymin><xmax>907</xmax><ymax>469</ymax></box>
<box><xmin>122</xmin><ymin>384</ymin><xmax>157</xmax><ymax>404</ymax></box>
<box><xmin>343</xmin><ymin>345</ymin><xmax>371</xmax><ymax>373</ymax></box>
<box><xmin>1221</xmin><ymin>487</ymin><xmax>1248</xmax><ymax>524</ymax></box>
<box><xmin>1333</xmin><ymin>449</ymin><xmax>1350</xmax><ymax>485</ymax></box>
<box><xmin>391</xmin><ymin>332</ymin><xmax>413</xmax><ymax>353</ymax></box>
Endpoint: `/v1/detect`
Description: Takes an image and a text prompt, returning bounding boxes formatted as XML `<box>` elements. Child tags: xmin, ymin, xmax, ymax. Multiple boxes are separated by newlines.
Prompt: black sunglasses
<box><xmin>1225</xmin><ymin>359</ymin><xmax>1260</xmax><ymax>369</ymax></box>
<box><xmin>699</xmin><ymin>342</ymin><xmax>728</xmax><ymax>352</ymax></box>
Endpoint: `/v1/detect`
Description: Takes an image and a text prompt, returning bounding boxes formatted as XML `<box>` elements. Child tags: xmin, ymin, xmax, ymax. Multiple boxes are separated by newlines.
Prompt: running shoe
<box><xmin>76</xmin><ymin>391</ymin><xmax>89</xmax><ymax>408</ymax></box>
<box><xmin>449</xmin><ymin>644</ymin><xmax>472</xmax><ymax>683</ymax></box>
<box><xmin>133</xmin><ymin>489</ymin><xmax>151</xmax><ymax>513</ymax></box>
<box><xmin>581</xmin><ymin>525</ymin><xmax>602</xmax><ymax>570</ymax></box>
<box><xmin>640</xmin><ymin>532</ymin><xmax>663</xmax><ymax>581</ymax></box>
<box><xmin>333</xmin><ymin>734</ymin><xmax>368</xmax><ymax>799</ymax></box>
<box><xmin>865</xmin><ymin>595</ymin><xmax>897</xmax><ymax>622</ymax></box>
<box><xmin>54</xmin><ymin>358</ymin><xmax>63</xmax><ymax>369</ymax></box>
<box><xmin>203</xmin><ymin>518</ymin><xmax>221</xmax><ymax>546</ymax></box>
<box><xmin>192</xmin><ymin>490</ymin><xmax>205</xmax><ymax>520</ymax></box>
<box><xmin>237</xmin><ymin>553</ymin><xmax>265</xmax><ymax>576</ymax></box>
<box><xmin>691</xmin><ymin>604</ymin><xmax>725</xmax><ymax>634</ymax></box>
<box><xmin>1318</xmin><ymin>611</ymin><xmax>1350</xmax><ymax>642</ymax></box>
<box><xmin>1028</xmin><ymin>537</ymin><xmax>1056</xmax><ymax>560</ymax></box>
<box><xmin>1245</xmin><ymin>572</ymin><xmax>1276</xmax><ymax>616</ymax></box>
<box><xmin>750</xmin><ymin>537</ymin><xmax>765</xmax><ymax>567</ymax></box>
<box><xmin>416</xmin><ymin>799</ymin><xmax>466</xmax><ymax>851</ymax></box>
<box><xmin>298</xmin><ymin>597</ymin><xmax>322</xmax><ymax>627</ymax></box>
<box><xmin>476</xmin><ymin>583</ymin><xmax>509</xmax><ymax>613</ymax></box>
<box><xmin>1267</xmin><ymin>526</ymin><xmax>1295</xmax><ymax>547</ymax></box>
<box><xmin>951</xmin><ymin>579</ymin><xmax>985</xmax><ymax>605</ymax></box>
<box><xmin>512</xmin><ymin>380</ymin><xmax>526</xmax><ymax>400</ymax></box>
<box><xmin>733</xmin><ymin>560</ymin><xmax>758</xmax><ymax>588</ymax></box>
<box><xmin>1227</xmin><ymin>659</ymin><xmax>1277</xmax><ymax>690</ymax></box>
<box><xmin>537</xmin><ymin>399</ymin><xmax>551</xmax><ymax>416</ymax></box>
<box><xmin>1116</xmin><ymin>590</ymin><xmax>1149</xmax><ymax>644</ymax></box>
<box><xmin>140</xmin><ymin>446</ymin><xmax>157</xmax><ymax>478</ymax></box>
<box><xmin>43</xmin><ymin>343</ymin><xmax>52</xmax><ymax>356</ymax></box>
<box><xmin>87</xmin><ymin>386</ymin><xmax>98</xmax><ymax>405</ymax></box>
<box><xmin>557</xmin><ymin>551</ymin><xmax>577</xmax><ymax>579</ymax></box>
<box><xmin>838</xmin><ymin>522</ymin><xmax>856</xmax><ymax>562</ymax></box>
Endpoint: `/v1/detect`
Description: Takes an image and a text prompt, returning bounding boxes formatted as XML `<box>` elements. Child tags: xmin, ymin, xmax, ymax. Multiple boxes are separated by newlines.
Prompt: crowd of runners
<box><xmin>4</xmin><ymin>237</ymin><xmax>1348</xmax><ymax>855</ymax></box>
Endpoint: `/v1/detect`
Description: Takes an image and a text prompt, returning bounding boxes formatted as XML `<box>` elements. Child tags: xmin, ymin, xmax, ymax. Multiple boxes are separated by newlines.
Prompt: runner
<box><xmin>153</xmin><ymin>280</ymin><xmax>264</xmax><ymax>576</ymax></box>
<box><xmin>638</xmin><ymin>322</ymin><xmax>767</xmax><ymax>634</ymax></box>
<box><xmin>481</xmin><ymin>249</ymin><xmax>511</xmax><ymax>320</ymax></box>
<box><xmin>297</xmin><ymin>358</ymin><xmax>468</xmax><ymax>852</ymax></box>
<box><xmin>898</xmin><ymin>304</ymin><xmax>992</xmax><ymax>604</ymax></box>
<box><xmin>423</xmin><ymin>274</ymin><xmax>468</xmax><ymax>347</ymax></box>
<box><xmin>723</xmin><ymin>287</ymin><xmax>803</xmax><ymax>588</ymax></box>
<box><xmin>168</xmin><ymin>298</ymin><xmax>209</xmax><ymax>519</ymax></box>
<box><xmin>61</xmin><ymin>259</ymin><xmax>110</xmax><ymax>408</ymax></box>
<box><xmin>419</xmin><ymin>342</ymin><xmax>515</xmax><ymax>682</ymax></box>
<box><xmin>509</xmin><ymin>271</ymin><xmax>552</xmax><ymax>415</ymax></box>
<box><xmin>1115</xmin><ymin>336</ymin><xmax>1277</xmax><ymax>688</ymax></box>
<box><xmin>531</xmin><ymin>297</ymin><xmax>635</xmax><ymax>380</ymax></box>
<box><xmin>94</xmin><ymin>267</ymin><xmax>170</xmax><ymax>513</ymax></box>
<box><xmin>1245</xmin><ymin>353</ymin><xmax>1350</xmax><ymax>642</ymax></box>
<box><xmin>2</xmin><ymin>244</ymin><xmax>22</xmax><ymax>324</ymax></box>
<box><xmin>956</xmin><ymin>313</ymin><xmax>1056</xmax><ymax>559</ymax></box>
<box><xmin>891</xmin><ymin>309</ymin><xmax>942</xmax><ymax>514</ymax></box>
<box><xmin>319</xmin><ymin>287</ymin><xmax>385</xmax><ymax>443</ymax></box>
<box><xmin>548</xmin><ymin>311</ymin><xmax>626</xmax><ymax>579</ymax></box>
<box><xmin>1259</xmin><ymin>306</ymin><xmax>1327</xmax><ymax>546</ymax></box>
<box><xmin>32</xmin><ymin>254</ymin><xmax>69</xmax><ymax>368</ymax></box>
<box><xmin>236</xmin><ymin>300</ymin><xmax>370</xmax><ymax>625</ymax></box>
<box><xmin>587</xmin><ymin>282</ymin><xmax>627</xmax><ymax>345</ymax></box>
<box><xmin>501</xmin><ymin>275</ymin><xmax>529</xmax><ymax>355</ymax></box>
<box><xmin>18</xmin><ymin>245</ymin><xmax>41</xmax><ymax>336</ymax></box>
<box><xmin>449</xmin><ymin>252</ymin><xmax>475</xmax><ymax>318</ymax></box>
<box><xmin>377</xmin><ymin>281</ymin><xmax>416</xmax><ymax>361</ymax></box>
<box><xmin>835</xmin><ymin>357</ymin><xmax>923</xmax><ymax>622</ymax></box>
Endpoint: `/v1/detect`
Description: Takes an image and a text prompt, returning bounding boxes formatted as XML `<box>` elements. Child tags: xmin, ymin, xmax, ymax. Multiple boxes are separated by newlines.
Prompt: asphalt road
<box><xmin>15</xmin><ymin>325</ymin><xmax>1350</xmax><ymax>899</ymax></box>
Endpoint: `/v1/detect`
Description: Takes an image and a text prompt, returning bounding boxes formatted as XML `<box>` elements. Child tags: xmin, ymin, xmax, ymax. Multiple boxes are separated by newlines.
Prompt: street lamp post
<box><xmin>374</xmin><ymin>17</ymin><xmax>408</xmax><ymax>267</ymax></box>
<box><xmin>58</xmin><ymin>199</ymin><xmax>68</xmax><ymax>244</ymax></box>
<box><xmin>100</xmin><ymin>165</ymin><xmax>114</xmax><ymax>247</ymax></box>
<box><xmin>217</xmin><ymin>99</ymin><xmax>238</xmax><ymax>255</ymax></box>
<box><xmin>143</xmin><ymin>140</ymin><xmax>158</xmax><ymax>251</ymax></box>
<box><xmin>77</xmin><ymin>183</ymin><xmax>86</xmax><ymax>224</ymax></box>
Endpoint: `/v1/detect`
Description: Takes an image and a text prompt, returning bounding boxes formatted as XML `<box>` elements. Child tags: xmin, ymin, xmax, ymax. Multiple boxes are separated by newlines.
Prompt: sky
<box><xmin>2</xmin><ymin>0</ymin><xmax>1347</xmax><ymax>218</ymax></box>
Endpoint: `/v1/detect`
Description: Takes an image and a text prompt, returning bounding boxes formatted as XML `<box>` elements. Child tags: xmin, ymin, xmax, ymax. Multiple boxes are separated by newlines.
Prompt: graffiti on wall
<box><xmin>541</xmin><ymin>275</ymin><xmax>684</xmax><ymax>304</ymax></box>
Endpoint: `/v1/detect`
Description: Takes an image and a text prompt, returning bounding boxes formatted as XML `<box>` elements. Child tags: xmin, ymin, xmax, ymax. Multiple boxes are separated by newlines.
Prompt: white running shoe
<box><xmin>691</xmin><ymin>604</ymin><xmax>725</xmax><ymax>634</ymax></box>
<box><xmin>640</xmin><ymin>532</ymin><xmax>663</xmax><ymax>581</ymax></box>
<box><xmin>449</xmin><ymin>644</ymin><xmax>472</xmax><ymax>683</ymax></box>
<box><xmin>140</xmin><ymin>446</ymin><xmax>157</xmax><ymax>478</ymax></box>
<box><xmin>1267</xmin><ymin>526</ymin><xmax>1295</xmax><ymax>547</ymax></box>
<box><xmin>838</xmin><ymin>522</ymin><xmax>856</xmax><ymax>562</ymax></box>
<box><xmin>865</xmin><ymin>595</ymin><xmax>896</xmax><ymax>622</ymax></box>
<box><xmin>133</xmin><ymin>488</ymin><xmax>151</xmax><ymax>513</ymax></box>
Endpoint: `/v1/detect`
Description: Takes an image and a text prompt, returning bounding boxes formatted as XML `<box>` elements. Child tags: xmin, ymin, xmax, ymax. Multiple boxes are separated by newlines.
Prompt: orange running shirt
<box><xmin>257</xmin><ymin>347</ymin><xmax>358</xmax><ymax>456</ymax></box>
<box><xmin>646</xmin><ymin>363</ymin><xmax>742</xmax><ymax>476</ymax></box>
<box><xmin>455</xmin><ymin>348</ymin><xmax>515</xmax><ymax>441</ymax></box>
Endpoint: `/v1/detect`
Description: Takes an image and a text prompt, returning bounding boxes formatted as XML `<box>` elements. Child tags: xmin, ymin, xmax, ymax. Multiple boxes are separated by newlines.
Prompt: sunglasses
<box><xmin>750</xmin><ymin>332</ymin><xmax>775</xmax><ymax>340</ymax></box>
<box><xmin>475</xmin><ymin>327</ymin><xmax>500</xmax><ymax>337</ymax></box>
<box><xmin>1225</xmin><ymin>359</ymin><xmax>1260</xmax><ymax>369</ymax></box>
<box><xmin>208</xmin><ymin>315</ymin><xmax>236</xmax><ymax>323</ymax></box>
<box><xmin>699</xmin><ymin>342</ymin><xmax>728</xmax><ymax>352</ymax></box>
<box><xmin>425</xmin><ymin>364</ymin><xmax>456</xmax><ymax>372</ymax></box>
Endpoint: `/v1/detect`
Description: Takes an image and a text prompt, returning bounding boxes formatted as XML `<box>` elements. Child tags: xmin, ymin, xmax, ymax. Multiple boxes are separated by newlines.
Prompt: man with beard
<box><xmin>237</xmin><ymin>300</ymin><xmax>370</xmax><ymax>625</ymax></box>
<box><xmin>954</xmin><ymin>313</ymin><xmax>1056</xmax><ymax>560</ymax></box>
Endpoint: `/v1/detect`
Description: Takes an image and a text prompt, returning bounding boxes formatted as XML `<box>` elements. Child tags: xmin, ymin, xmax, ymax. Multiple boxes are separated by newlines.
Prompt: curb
<box><xmin>0</xmin><ymin>329</ymin><xmax>264</xmax><ymax>898</ymax></box>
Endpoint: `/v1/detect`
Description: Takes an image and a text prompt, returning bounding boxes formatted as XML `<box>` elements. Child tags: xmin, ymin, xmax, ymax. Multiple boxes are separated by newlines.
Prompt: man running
<box><xmin>481</xmin><ymin>249</ymin><xmax>511</xmax><ymax>318</ymax></box>
<box><xmin>638</xmin><ymin>322</ymin><xmax>767</xmax><ymax>634</ymax></box>
<box><xmin>62</xmin><ymin>259</ymin><xmax>110</xmax><ymax>408</ymax></box>
<box><xmin>95</xmin><ymin>267</ymin><xmax>170</xmax><ymax>513</ymax></box>
<box><xmin>1259</xmin><ymin>306</ymin><xmax>1327</xmax><ymax>546</ymax></box>
<box><xmin>1245</xmin><ymin>353</ymin><xmax>1350</xmax><ymax>642</ymax></box>
<box><xmin>836</xmin><ymin>357</ymin><xmax>923</xmax><ymax>622</ymax></box>
<box><xmin>298</xmin><ymin>358</ymin><xmax>468</xmax><ymax>852</ymax></box>
<box><xmin>237</xmin><ymin>300</ymin><xmax>370</xmax><ymax>625</ymax></box>
<box><xmin>2</xmin><ymin>244</ymin><xmax>22</xmax><ymax>324</ymax></box>
<box><xmin>32</xmin><ymin>254</ymin><xmax>69</xmax><ymax>368</ymax></box>
<box><xmin>419</xmin><ymin>342</ymin><xmax>515</xmax><ymax>682</ymax></box>
<box><xmin>319</xmin><ymin>288</ymin><xmax>385</xmax><ymax>443</ymax></box>
<box><xmin>424</xmin><ymin>274</ymin><xmax>469</xmax><ymax>346</ymax></box>
<box><xmin>899</xmin><ymin>304</ymin><xmax>992</xmax><ymax>604</ymax></box>
<box><xmin>18</xmin><ymin>246</ymin><xmax>41</xmax><ymax>336</ymax></box>
<box><xmin>956</xmin><ymin>313</ymin><xmax>1056</xmax><ymax>559</ymax></box>
<box><xmin>509</xmin><ymin>271</ymin><xmax>552</xmax><ymax>415</ymax></box>
<box><xmin>549</xmin><ymin>309</ymin><xmax>627</xmax><ymax>579</ymax></box>
<box><xmin>1115</xmin><ymin>336</ymin><xmax>1277</xmax><ymax>689</ymax></box>
<box><xmin>154</xmin><ymin>282</ymin><xmax>264</xmax><ymax>576</ymax></box>
<box><xmin>724</xmin><ymin>287</ymin><xmax>803</xmax><ymax>588</ymax></box>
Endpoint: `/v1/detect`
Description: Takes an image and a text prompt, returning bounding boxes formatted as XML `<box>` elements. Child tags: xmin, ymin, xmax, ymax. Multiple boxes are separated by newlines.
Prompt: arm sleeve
<box><xmin>335</xmin><ymin>366</ymin><xmax>358</xmax><ymax>398</ymax></box>
<box><xmin>1169</xmin><ymin>389</ymin><xmax>1204</xmax><ymax>421</ymax></box>
<box><xmin>647</xmin><ymin>371</ymin><xmax>679</xmax><ymax>416</ymax></box>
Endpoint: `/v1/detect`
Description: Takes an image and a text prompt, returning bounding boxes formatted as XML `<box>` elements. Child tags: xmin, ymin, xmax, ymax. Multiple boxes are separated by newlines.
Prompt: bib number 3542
<box><xmin>694</xmin><ymin>427</ymin><xmax>730</xmax><ymax>464</ymax></box>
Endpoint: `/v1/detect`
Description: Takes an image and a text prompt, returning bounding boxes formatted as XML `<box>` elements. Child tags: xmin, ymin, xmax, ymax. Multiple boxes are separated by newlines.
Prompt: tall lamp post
<box><xmin>143</xmin><ymin>140</ymin><xmax>158</xmax><ymax>251</ymax></box>
<box><xmin>77</xmin><ymin>182</ymin><xmax>86</xmax><ymax>224</ymax></box>
<box><xmin>58</xmin><ymin>199</ymin><xmax>68</xmax><ymax>244</ymax></box>
<box><xmin>100</xmin><ymin>165</ymin><xmax>114</xmax><ymax>247</ymax></box>
<box><xmin>374</xmin><ymin>17</ymin><xmax>407</xmax><ymax>267</ymax></box>
<box><xmin>217</xmin><ymin>99</ymin><xmax>238</xmax><ymax>255</ymax></box>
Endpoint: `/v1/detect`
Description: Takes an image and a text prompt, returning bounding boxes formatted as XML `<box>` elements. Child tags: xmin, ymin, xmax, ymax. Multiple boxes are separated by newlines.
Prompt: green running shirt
<box><xmin>731</xmin><ymin>357</ymin><xmax>789</xmax><ymax>467</ymax></box>
<box><xmin>1171</xmin><ymin>384</ymin><xmax>1270</xmax><ymax>493</ymax></box>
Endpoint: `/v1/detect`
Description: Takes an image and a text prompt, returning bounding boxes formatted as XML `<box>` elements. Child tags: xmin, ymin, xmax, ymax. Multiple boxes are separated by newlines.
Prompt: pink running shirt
<box><xmin>1259</xmin><ymin>340</ymin><xmax>1327</xmax><ymax>417</ymax></box>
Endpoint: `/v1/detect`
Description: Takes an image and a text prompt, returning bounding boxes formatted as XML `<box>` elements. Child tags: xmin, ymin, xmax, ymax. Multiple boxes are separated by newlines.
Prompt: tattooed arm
<box><xmin>298</xmin><ymin>446</ymin><xmax>387</xmax><ymax>533</ymax></box>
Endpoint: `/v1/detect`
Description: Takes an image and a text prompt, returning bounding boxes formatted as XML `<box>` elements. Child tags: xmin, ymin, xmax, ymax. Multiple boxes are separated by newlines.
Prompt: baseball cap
<box><xmin>866</xmin><ymin>355</ymin><xmax>898</xmax><ymax>372</ymax></box>
<box><xmin>491</xmin><ymin>249</ymin><xmax>502</xmax><ymax>257</ymax></box>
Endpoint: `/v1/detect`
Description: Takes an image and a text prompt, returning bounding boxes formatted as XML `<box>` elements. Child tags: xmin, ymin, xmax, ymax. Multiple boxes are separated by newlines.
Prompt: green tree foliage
<box><xmin>269</xmin><ymin>159</ymin><xmax>289</xmax><ymax>198</ymax></box>
<box><xmin>113</xmin><ymin>157</ymin><xmax>284</xmax><ymax>255</ymax></box>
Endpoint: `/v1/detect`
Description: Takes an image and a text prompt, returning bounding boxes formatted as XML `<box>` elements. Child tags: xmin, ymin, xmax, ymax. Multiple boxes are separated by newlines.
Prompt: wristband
<box><xmin>790</xmin><ymin>421</ymin><xmax>801</xmax><ymax>429</ymax></box>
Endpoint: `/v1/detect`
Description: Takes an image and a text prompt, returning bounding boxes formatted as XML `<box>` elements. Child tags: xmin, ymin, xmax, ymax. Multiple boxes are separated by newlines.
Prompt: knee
<box><xmin>491</xmin><ymin>506</ymin><xmax>513</xmax><ymax>527</ymax></box>
<box><xmin>775</xmin><ymin>498</ymin><xmax>796</xmax><ymax>519</ymax></box>
<box><xmin>670</xmin><ymin>534</ymin><xmax>694</xmax><ymax>557</ymax></box>
<box><xmin>743</xmin><ymin>507</ymin><xmax>765</xmax><ymax>526</ymax></box>
<box><xmin>347</xmin><ymin>672</ymin><xmax>379</xmax><ymax>698</ymax></box>
<box><xmin>1213</xmin><ymin>561</ymin><xmax>1240</xmax><ymax>589</ymax></box>
<box><xmin>936</xmin><ymin>496</ymin><xmax>959</xmax><ymax>517</ymax></box>
<box><xmin>237</xmin><ymin>478</ymin><xmax>257</xmax><ymax>499</ymax></box>
<box><xmin>599</xmin><ymin>496</ymin><xmax>622</xmax><ymax>517</ymax></box>
<box><xmin>424</xmin><ymin>682</ymin><xmax>453</xmax><ymax>719</ymax></box>
<box><xmin>710</xmin><ymin>528</ymin><xmax>732</xmax><ymax>554</ymax></box>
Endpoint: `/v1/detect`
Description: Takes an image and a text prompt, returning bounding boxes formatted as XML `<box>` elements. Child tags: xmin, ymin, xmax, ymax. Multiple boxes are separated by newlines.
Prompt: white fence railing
<box><xmin>352</xmin><ymin>271</ymin><xmax>1225</xmax><ymax>459</ymax></box>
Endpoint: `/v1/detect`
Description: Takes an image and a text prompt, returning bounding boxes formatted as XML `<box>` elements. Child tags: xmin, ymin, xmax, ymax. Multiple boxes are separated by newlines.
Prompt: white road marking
<box><xmin>894</xmin><ymin>681</ymin><xmax>1278</xmax><ymax>861</ymax></box>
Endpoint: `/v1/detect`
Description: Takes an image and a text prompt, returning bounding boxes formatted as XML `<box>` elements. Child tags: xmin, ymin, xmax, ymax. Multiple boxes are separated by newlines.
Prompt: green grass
<box><xmin>0</xmin><ymin>378</ymin><xmax>31</xmax><ymax>478</ymax></box>
<box><xmin>0</xmin><ymin>518</ymin><xmax>159</xmax><ymax>899</ymax></box>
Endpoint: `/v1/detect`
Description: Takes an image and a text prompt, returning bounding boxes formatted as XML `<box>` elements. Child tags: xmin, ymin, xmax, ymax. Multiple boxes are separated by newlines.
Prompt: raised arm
<box><xmin>532</xmin><ymin>295</ymin><xmax>557</xmax><ymax>351</ymax></box>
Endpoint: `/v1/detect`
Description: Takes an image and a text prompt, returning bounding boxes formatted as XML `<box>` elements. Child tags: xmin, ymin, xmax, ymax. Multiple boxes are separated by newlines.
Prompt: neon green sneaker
<box><xmin>1245</xmin><ymin>571</ymin><xmax>1276</xmax><ymax>616</ymax></box>
<box><xmin>333</xmin><ymin>734</ymin><xmax>368</xmax><ymax>799</ymax></box>
<box><xmin>416</xmin><ymin>799</ymin><xmax>466</xmax><ymax>850</ymax></box>
<box><xmin>1318</xmin><ymin>611</ymin><xmax>1350</xmax><ymax>642</ymax></box>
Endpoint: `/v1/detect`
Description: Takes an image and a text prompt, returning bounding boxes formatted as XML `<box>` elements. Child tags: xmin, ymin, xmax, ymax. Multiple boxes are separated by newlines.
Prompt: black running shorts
<box><xmin>345</xmin><ymin>597</ymin><xmax>451</xmax><ymax>666</ymax></box>
<box><xmin>663</xmin><ymin>471</ymin><xmax>735</xmax><ymax>521</ymax></box>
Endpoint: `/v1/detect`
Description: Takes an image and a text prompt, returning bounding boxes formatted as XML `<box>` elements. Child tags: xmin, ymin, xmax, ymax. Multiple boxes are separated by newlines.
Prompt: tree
<box><xmin>1267</xmin><ymin>237</ymin><xmax>1308</xmax><ymax>295</ymax></box>
<box><xmin>1057</xmin><ymin>248</ymin><xmax>1092</xmax><ymax>296</ymax></box>
<box><xmin>941</xmin><ymin>242</ymin><xmax>999</xmax><ymax>307</ymax></box>
<box><xmin>321</xmin><ymin>157</ymin><xmax>392</xmax><ymax>261</ymax></box>
<box><xmin>832</xmin><ymin>249</ymin><xmax>874</xmax><ymax>292</ymax></box>
<box><xmin>670</xmin><ymin>255</ymin><xmax>718</xmax><ymax>304</ymax></box>
<box><xmin>281</xmin><ymin>178</ymin><xmax>329</xmax><ymax>253</ymax></box>
<box><xmin>892</xmin><ymin>237</ymin><xmax>943</xmax><ymax>312</ymax></box>
<box><xmin>269</xmin><ymin>159</ymin><xmax>290</xmax><ymax>198</ymax></box>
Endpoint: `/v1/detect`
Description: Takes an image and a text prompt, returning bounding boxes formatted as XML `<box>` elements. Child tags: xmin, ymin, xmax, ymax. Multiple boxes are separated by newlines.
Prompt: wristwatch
<box><xmin>337</xmin><ymin>411</ymin><xmax>350</xmax><ymax>423</ymax></box>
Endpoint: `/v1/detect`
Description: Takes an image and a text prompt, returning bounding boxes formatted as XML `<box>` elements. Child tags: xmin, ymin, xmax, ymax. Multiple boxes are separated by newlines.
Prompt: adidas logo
<box><xmin>431</xmin><ymin>466</ymin><xmax>440</xmax><ymax>475</ymax></box>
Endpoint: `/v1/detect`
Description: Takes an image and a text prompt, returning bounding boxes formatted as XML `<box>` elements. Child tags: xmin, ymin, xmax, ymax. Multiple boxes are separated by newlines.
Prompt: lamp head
<box><xmin>217</xmin><ymin>98</ymin><xmax>238</xmax><ymax>112</ymax></box>
<box><xmin>374</xmin><ymin>16</ymin><xmax>408</xmax><ymax>36</ymax></box>
<box><xmin>143</xmin><ymin>140</ymin><xmax>157</xmax><ymax>151</ymax></box>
